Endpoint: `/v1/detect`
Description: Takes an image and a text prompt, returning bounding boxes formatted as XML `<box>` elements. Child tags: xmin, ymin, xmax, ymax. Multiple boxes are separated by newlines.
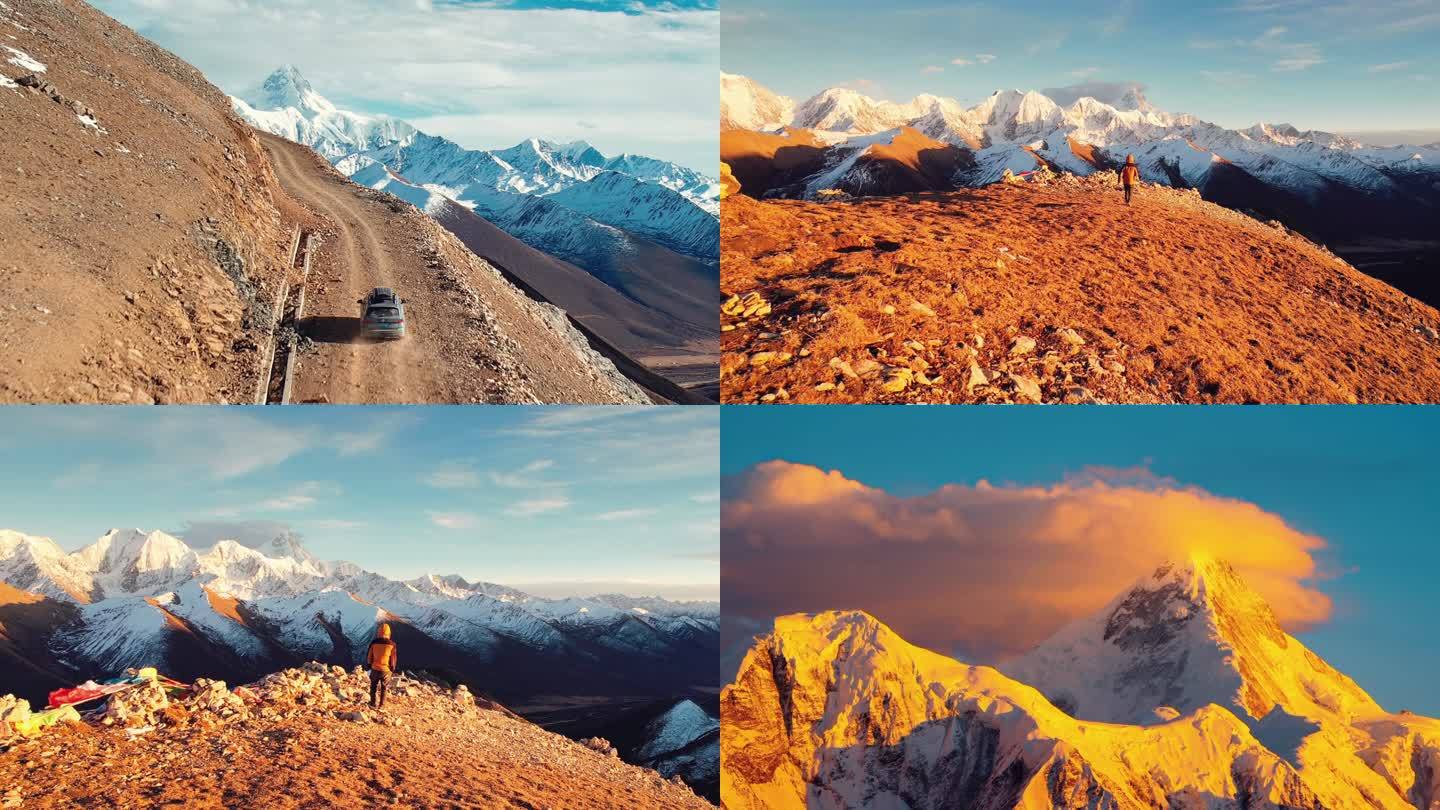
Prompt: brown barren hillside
<box><xmin>721</xmin><ymin>173</ymin><xmax>1440</xmax><ymax>404</ymax></box>
<box><xmin>0</xmin><ymin>0</ymin><xmax>651</xmax><ymax>404</ymax></box>
<box><xmin>0</xmin><ymin>584</ymin><xmax>76</xmax><ymax>703</ymax></box>
<box><xmin>0</xmin><ymin>0</ymin><xmax>298</xmax><ymax>403</ymax></box>
<box><xmin>720</xmin><ymin>128</ymin><xmax>826</xmax><ymax>196</ymax></box>
<box><xmin>0</xmin><ymin>664</ymin><xmax>713</xmax><ymax>809</ymax></box>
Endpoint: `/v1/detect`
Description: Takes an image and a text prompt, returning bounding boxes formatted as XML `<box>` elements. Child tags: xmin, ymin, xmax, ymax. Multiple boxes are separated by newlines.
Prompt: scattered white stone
<box><xmin>1009</xmin><ymin>373</ymin><xmax>1043</xmax><ymax>403</ymax></box>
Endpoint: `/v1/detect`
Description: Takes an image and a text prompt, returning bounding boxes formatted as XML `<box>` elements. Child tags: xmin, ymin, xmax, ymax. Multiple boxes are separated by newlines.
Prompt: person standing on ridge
<box><xmin>1120</xmin><ymin>154</ymin><xmax>1141</xmax><ymax>205</ymax></box>
<box><xmin>367</xmin><ymin>623</ymin><xmax>398</xmax><ymax>709</ymax></box>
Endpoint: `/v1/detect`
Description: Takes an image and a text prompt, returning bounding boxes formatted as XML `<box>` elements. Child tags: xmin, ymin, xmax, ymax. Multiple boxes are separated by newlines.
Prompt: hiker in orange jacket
<box><xmin>367</xmin><ymin>623</ymin><xmax>398</xmax><ymax>709</ymax></box>
<box><xmin>1120</xmin><ymin>154</ymin><xmax>1141</xmax><ymax>205</ymax></box>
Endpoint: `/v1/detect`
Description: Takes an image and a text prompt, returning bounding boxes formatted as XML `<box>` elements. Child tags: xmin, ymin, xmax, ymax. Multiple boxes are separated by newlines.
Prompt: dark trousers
<box><xmin>1124</xmin><ymin>183</ymin><xmax>1133</xmax><ymax>204</ymax></box>
<box><xmin>369</xmin><ymin>669</ymin><xmax>389</xmax><ymax>707</ymax></box>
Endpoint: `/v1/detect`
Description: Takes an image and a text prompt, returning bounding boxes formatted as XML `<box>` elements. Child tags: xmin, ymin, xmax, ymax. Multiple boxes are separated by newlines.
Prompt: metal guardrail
<box><xmin>277</xmin><ymin>232</ymin><xmax>313</xmax><ymax>404</ymax></box>
<box><xmin>253</xmin><ymin>226</ymin><xmax>303</xmax><ymax>404</ymax></box>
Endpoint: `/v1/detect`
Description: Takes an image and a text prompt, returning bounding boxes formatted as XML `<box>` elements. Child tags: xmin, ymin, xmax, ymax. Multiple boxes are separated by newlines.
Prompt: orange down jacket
<box><xmin>1121</xmin><ymin>164</ymin><xmax>1141</xmax><ymax>186</ymax></box>
<box><xmin>366</xmin><ymin>638</ymin><xmax>397</xmax><ymax>672</ymax></box>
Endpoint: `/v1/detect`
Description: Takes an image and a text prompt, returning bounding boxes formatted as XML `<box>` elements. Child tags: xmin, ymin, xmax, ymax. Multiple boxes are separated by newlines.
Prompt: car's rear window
<box><xmin>367</xmin><ymin>307</ymin><xmax>400</xmax><ymax>319</ymax></box>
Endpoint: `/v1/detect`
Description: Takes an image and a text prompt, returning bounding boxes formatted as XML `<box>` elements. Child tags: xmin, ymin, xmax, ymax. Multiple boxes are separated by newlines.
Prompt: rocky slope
<box><xmin>0</xmin><ymin>663</ymin><xmax>713</xmax><ymax>808</ymax></box>
<box><xmin>0</xmin><ymin>0</ymin><xmax>300</xmax><ymax>402</ymax></box>
<box><xmin>720</xmin><ymin>172</ymin><xmax>1440</xmax><ymax>404</ymax></box>
<box><xmin>721</xmin><ymin>563</ymin><xmax>1440</xmax><ymax>809</ymax></box>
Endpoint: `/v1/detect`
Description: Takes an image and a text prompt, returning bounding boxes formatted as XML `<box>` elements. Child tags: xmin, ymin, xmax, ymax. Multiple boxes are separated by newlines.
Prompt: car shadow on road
<box><xmin>299</xmin><ymin>316</ymin><xmax>363</xmax><ymax>344</ymax></box>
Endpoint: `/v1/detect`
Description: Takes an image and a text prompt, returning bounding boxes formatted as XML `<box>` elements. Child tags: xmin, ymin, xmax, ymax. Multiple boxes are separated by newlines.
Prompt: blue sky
<box><xmin>94</xmin><ymin>0</ymin><xmax>718</xmax><ymax>171</ymax></box>
<box><xmin>0</xmin><ymin>407</ymin><xmax>718</xmax><ymax>600</ymax></box>
<box><xmin>723</xmin><ymin>406</ymin><xmax>1440</xmax><ymax>715</ymax></box>
<box><xmin>723</xmin><ymin>0</ymin><xmax>1440</xmax><ymax>138</ymax></box>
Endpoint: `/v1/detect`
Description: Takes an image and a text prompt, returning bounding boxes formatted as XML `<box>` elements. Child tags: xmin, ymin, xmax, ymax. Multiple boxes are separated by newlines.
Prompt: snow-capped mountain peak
<box><xmin>724</xmin><ymin>602</ymin><xmax>1439</xmax><ymax>809</ymax></box>
<box><xmin>1006</xmin><ymin>555</ymin><xmax>1381</xmax><ymax>727</ymax></box>
<box><xmin>229</xmin><ymin>68</ymin><xmax>415</xmax><ymax>160</ymax></box>
<box><xmin>726</xmin><ymin>73</ymin><xmax>1440</xmax><ymax>202</ymax></box>
<box><xmin>720</xmin><ymin>72</ymin><xmax>796</xmax><ymax>132</ymax></box>
<box><xmin>249</xmin><ymin>64</ymin><xmax>329</xmax><ymax>114</ymax></box>
<box><xmin>636</xmin><ymin>699</ymin><xmax>718</xmax><ymax>762</ymax></box>
<box><xmin>231</xmin><ymin>67</ymin><xmax>719</xmax><ymax>260</ymax></box>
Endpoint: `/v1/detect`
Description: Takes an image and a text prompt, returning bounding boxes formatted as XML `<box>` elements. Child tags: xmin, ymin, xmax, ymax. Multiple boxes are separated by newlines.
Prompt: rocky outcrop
<box><xmin>0</xmin><ymin>0</ymin><xmax>303</xmax><ymax>403</ymax></box>
<box><xmin>720</xmin><ymin>163</ymin><xmax>740</xmax><ymax>199</ymax></box>
<box><xmin>1</xmin><ymin>662</ymin><xmax>713</xmax><ymax>808</ymax></box>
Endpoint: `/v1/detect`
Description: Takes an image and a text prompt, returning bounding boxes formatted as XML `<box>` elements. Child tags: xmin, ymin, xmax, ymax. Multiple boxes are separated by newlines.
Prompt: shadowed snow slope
<box><xmin>720</xmin><ymin>564</ymin><xmax>1440</xmax><ymax>809</ymax></box>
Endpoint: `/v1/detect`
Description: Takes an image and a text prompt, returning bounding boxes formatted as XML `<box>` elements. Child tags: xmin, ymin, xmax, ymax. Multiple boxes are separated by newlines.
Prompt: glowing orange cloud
<box><xmin>722</xmin><ymin>461</ymin><xmax>1332</xmax><ymax>664</ymax></box>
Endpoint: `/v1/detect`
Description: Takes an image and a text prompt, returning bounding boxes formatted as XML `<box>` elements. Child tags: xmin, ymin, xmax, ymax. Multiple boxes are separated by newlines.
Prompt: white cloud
<box><xmin>952</xmin><ymin>53</ymin><xmax>996</xmax><ymax>68</ymax></box>
<box><xmin>146</xmin><ymin>410</ymin><xmax>309</xmax><ymax>480</ymax></box>
<box><xmin>329</xmin><ymin>412</ymin><xmax>416</xmax><ymax>457</ymax></box>
<box><xmin>1187</xmin><ymin>23</ymin><xmax>1323</xmax><ymax>72</ymax></box>
<box><xmin>1273</xmin><ymin>56</ymin><xmax>1323</xmax><ymax>71</ymax></box>
<box><xmin>306</xmin><ymin>519</ymin><xmax>367</xmax><ymax>530</ymax></box>
<box><xmin>428</xmin><ymin>511</ymin><xmax>479</xmax><ymax>530</ymax></box>
<box><xmin>214</xmin><ymin>481</ymin><xmax>340</xmax><ymax>515</ymax></box>
<box><xmin>426</xmin><ymin>461</ymin><xmax>482</xmax><ymax>489</ymax></box>
<box><xmin>1069</xmin><ymin>66</ymin><xmax>1101</xmax><ymax>78</ymax></box>
<box><xmin>506</xmin><ymin>496</ymin><xmax>572</xmax><ymax>517</ymax></box>
<box><xmin>921</xmin><ymin>65</ymin><xmax>944</xmax><ymax>74</ymax></box>
<box><xmin>489</xmin><ymin>459</ymin><xmax>556</xmax><ymax>488</ymax></box>
<box><xmin>92</xmin><ymin>0</ymin><xmax>718</xmax><ymax>170</ymax></box>
<box><xmin>594</xmin><ymin>508</ymin><xmax>658</xmax><ymax>521</ymax></box>
<box><xmin>1367</xmin><ymin>61</ymin><xmax>1412</xmax><ymax>73</ymax></box>
<box><xmin>724</xmin><ymin>461</ymin><xmax>1333</xmax><ymax>661</ymax></box>
<box><xmin>690</xmin><ymin>492</ymin><xmax>720</xmax><ymax>504</ymax></box>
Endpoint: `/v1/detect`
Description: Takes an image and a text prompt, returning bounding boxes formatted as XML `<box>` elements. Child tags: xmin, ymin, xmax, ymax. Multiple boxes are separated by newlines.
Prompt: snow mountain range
<box><xmin>234</xmin><ymin>66</ymin><xmax>718</xmax><ymax>267</ymax></box>
<box><xmin>0</xmin><ymin>527</ymin><xmax>718</xmax><ymax>705</ymax></box>
<box><xmin>721</xmin><ymin>555</ymin><xmax>1440</xmax><ymax>809</ymax></box>
<box><xmin>722</xmin><ymin>75</ymin><xmax>1440</xmax><ymax>193</ymax></box>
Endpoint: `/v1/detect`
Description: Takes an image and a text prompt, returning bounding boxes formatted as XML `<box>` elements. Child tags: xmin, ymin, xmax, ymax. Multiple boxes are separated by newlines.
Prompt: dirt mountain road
<box><xmin>258</xmin><ymin>132</ymin><xmax>647</xmax><ymax>404</ymax></box>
